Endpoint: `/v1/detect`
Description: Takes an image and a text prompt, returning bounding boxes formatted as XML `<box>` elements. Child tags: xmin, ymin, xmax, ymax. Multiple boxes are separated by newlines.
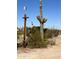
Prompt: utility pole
<box><xmin>37</xmin><ymin>0</ymin><xmax>47</xmax><ymax>40</ymax></box>
<box><xmin>23</xmin><ymin>0</ymin><xmax>29</xmax><ymax>48</ymax></box>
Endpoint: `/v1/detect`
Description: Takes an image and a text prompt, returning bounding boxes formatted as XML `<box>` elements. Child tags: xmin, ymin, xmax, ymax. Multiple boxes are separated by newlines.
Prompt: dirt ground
<box><xmin>17</xmin><ymin>35</ymin><xmax>61</xmax><ymax>59</ymax></box>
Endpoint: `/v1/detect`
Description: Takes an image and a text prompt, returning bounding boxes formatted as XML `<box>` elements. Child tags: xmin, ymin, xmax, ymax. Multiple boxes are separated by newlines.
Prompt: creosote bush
<box><xmin>17</xmin><ymin>27</ymin><xmax>61</xmax><ymax>48</ymax></box>
<box><xmin>27</xmin><ymin>27</ymin><xmax>48</xmax><ymax>48</ymax></box>
<box><xmin>44</xmin><ymin>29</ymin><xmax>60</xmax><ymax>39</ymax></box>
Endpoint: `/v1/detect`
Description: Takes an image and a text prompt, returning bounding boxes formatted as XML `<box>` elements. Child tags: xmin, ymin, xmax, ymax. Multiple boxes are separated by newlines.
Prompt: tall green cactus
<box><xmin>36</xmin><ymin>0</ymin><xmax>47</xmax><ymax>40</ymax></box>
<box><xmin>37</xmin><ymin>16</ymin><xmax>47</xmax><ymax>40</ymax></box>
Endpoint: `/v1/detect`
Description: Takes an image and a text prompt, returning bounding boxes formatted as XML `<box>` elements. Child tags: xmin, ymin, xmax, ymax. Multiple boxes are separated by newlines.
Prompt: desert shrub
<box><xmin>52</xmin><ymin>29</ymin><xmax>59</xmax><ymax>37</ymax></box>
<box><xmin>27</xmin><ymin>27</ymin><xmax>48</xmax><ymax>48</ymax></box>
<box><xmin>44</xmin><ymin>29</ymin><xmax>60</xmax><ymax>39</ymax></box>
<box><xmin>17</xmin><ymin>27</ymin><xmax>60</xmax><ymax>48</ymax></box>
<box><xmin>44</xmin><ymin>30</ymin><xmax>52</xmax><ymax>39</ymax></box>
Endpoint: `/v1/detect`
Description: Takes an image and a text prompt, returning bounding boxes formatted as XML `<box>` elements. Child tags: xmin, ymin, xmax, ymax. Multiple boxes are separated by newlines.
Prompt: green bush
<box><xmin>44</xmin><ymin>29</ymin><xmax>60</xmax><ymax>39</ymax></box>
<box><xmin>27</xmin><ymin>27</ymin><xmax>48</xmax><ymax>48</ymax></box>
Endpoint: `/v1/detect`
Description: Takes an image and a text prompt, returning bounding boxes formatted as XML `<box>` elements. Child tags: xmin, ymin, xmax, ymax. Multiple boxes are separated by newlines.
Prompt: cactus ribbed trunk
<box><xmin>40</xmin><ymin>0</ymin><xmax>44</xmax><ymax>40</ymax></box>
<box><xmin>40</xmin><ymin>23</ymin><xmax>44</xmax><ymax>40</ymax></box>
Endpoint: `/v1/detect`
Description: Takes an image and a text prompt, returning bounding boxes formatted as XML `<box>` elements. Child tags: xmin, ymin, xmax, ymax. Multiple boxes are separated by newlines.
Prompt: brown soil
<box><xmin>17</xmin><ymin>35</ymin><xmax>61</xmax><ymax>59</ymax></box>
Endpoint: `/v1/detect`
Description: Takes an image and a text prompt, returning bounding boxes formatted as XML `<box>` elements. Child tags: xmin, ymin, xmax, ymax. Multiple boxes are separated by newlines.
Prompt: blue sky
<box><xmin>17</xmin><ymin>0</ymin><xmax>61</xmax><ymax>29</ymax></box>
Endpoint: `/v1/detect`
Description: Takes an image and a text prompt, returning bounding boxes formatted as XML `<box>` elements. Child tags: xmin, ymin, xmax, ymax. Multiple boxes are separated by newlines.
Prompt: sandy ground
<box><xmin>17</xmin><ymin>35</ymin><xmax>61</xmax><ymax>59</ymax></box>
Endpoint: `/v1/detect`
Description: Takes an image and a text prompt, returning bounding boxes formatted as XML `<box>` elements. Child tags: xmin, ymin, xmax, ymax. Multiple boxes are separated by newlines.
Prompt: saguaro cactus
<box><xmin>37</xmin><ymin>16</ymin><xmax>47</xmax><ymax>39</ymax></box>
<box><xmin>37</xmin><ymin>0</ymin><xmax>47</xmax><ymax>40</ymax></box>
